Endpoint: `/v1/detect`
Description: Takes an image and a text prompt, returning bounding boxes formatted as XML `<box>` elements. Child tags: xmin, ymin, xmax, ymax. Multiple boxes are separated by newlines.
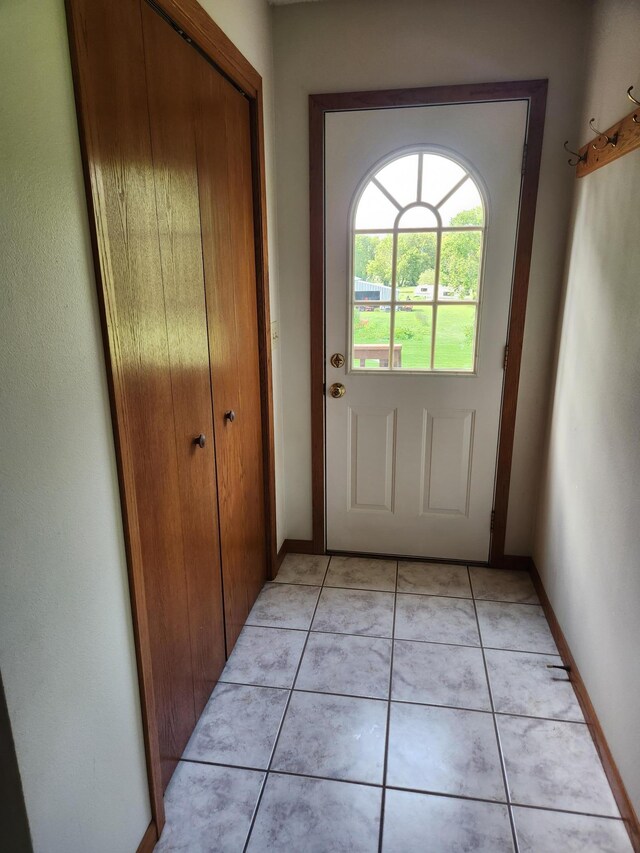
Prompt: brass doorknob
<box><xmin>328</xmin><ymin>383</ymin><xmax>346</xmax><ymax>398</ymax></box>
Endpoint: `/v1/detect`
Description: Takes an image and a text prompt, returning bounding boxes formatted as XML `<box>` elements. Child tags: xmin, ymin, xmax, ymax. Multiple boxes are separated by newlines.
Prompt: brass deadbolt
<box><xmin>328</xmin><ymin>382</ymin><xmax>346</xmax><ymax>399</ymax></box>
<box><xmin>330</xmin><ymin>352</ymin><xmax>346</xmax><ymax>368</ymax></box>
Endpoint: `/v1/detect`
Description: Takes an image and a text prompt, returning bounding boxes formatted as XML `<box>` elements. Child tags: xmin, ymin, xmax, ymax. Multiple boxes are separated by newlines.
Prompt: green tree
<box><xmin>365</xmin><ymin>235</ymin><xmax>393</xmax><ymax>284</ymax></box>
<box><xmin>353</xmin><ymin>235</ymin><xmax>379</xmax><ymax>279</ymax></box>
<box><xmin>396</xmin><ymin>233</ymin><xmax>436</xmax><ymax>285</ymax></box>
<box><xmin>363</xmin><ymin>233</ymin><xmax>436</xmax><ymax>286</ymax></box>
<box><xmin>439</xmin><ymin>207</ymin><xmax>483</xmax><ymax>299</ymax></box>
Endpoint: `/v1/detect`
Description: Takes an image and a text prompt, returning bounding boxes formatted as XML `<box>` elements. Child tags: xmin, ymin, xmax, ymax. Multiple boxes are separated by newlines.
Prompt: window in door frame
<box><xmin>348</xmin><ymin>144</ymin><xmax>488</xmax><ymax>375</ymax></box>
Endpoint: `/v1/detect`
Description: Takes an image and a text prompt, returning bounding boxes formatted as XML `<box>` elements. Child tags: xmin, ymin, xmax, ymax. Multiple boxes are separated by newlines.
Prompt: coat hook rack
<box><xmin>569</xmin><ymin>86</ymin><xmax>640</xmax><ymax>177</ymax></box>
<box><xmin>628</xmin><ymin>86</ymin><xmax>640</xmax><ymax>123</ymax></box>
<box><xmin>563</xmin><ymin>140</ymin><xmax>587</xmax><ymax>166</ymax></box>
<box><xmin>589</xmin><ymin>118</ymin><xmax>618</xmax><ymax>149</ymax></box>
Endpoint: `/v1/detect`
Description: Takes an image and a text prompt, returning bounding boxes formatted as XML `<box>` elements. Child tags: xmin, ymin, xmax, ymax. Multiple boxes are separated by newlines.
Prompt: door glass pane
<box><xmin>352</xmin><ymin>306</ymin><xmax>391</xmax><ymax>369</ymax></box>
<box><xmin>396</xmin><ymin>232</ymin><xmax>437</xmax><ymax>301</ymax></box>
<box><xmin>375</xmin><ymin>154</ymin><xmax>419</xmax><ymax>208</ymax></box>
<box><xmin>394</xmin><ymin>305</ymin><xmax>433</xmax><ymax>370</ymax></box>
<box><xmin>433</xmin><ymin>305</ymin><xmax>476</xmax><ymax>371</ymax></box>
<box><xmin>353</xmin><ymin>233</ymin><xmax>393</xmax><ymax>302</ymax></box>
<box><xmin>439</xmin><ymin>231</ymin><xmax>482</xmax><ymax>301</ymax></box>
<box><xmin>355</xmin><ymin>183</ymin><xmax>398</xmax><ymax>229</ymax></box>
<box><xmin>438</xmin><ymin>181</ymin><xmax>483</xmax><ymax>226</ymax></box>
<box><xmin>421</xmin><ymin>154</ymin><xmax>466</xmax><ymax>206</ymax></box>
<box><xmin>398</xmin><ymin>205</ymin><xmax>438</xmax><ymax>229</ymax></box>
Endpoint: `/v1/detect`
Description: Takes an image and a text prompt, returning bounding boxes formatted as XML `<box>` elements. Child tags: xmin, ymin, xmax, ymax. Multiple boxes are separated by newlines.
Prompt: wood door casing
<box><xmin>141</xmin><ymin>2</ymin><xmax>226</xmax><ymax>721</ymax></box>
<box><xmin>196</xmin><ymin>63</ymin><xmax>267</xmax><ymax>651</ymax></box>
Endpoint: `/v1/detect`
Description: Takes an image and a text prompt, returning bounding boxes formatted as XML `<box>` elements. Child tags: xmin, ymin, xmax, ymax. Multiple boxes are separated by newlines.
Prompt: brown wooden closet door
<box><xmin>194</xmin><ymin>58</ymin><xmax>267</xmax><ymax>651</ymax></box>
<box><xmin>68</xmin><ymin>0</ymin><xmax>201</xmax><ymax>791</ymax></box>
<box><xmin>140</xmin><ymin>4</ymin><xmax>226</xmax><ymax>723</ymax></box>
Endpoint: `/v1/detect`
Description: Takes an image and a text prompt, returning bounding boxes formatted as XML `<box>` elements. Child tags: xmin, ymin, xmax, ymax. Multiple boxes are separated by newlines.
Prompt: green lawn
<box><xmin>353</xmin><ymin>304</ymin><xmax>476</xmax><ymax>370</ymax></box>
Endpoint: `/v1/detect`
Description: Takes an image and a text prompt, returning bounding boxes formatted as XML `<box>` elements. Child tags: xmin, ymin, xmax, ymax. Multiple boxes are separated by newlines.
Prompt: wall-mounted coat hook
<box><xmin>627</xmin><ymin>86</ymin><xmax>640</xmax><ymax>106</ymax></box>
<box><xmin>563</xmin><ymin>140</ymin><xmax>587</xmax><ymax>166</ymax></box>
<box><xmin>628</xmin><ymin>86</ymin><xmax>640</xmax><ymax>123</ymax></box>
<box><xmin>589</xmin><ymin>118</ymin><xmax>619</xmax><ymax>149</ymax></box>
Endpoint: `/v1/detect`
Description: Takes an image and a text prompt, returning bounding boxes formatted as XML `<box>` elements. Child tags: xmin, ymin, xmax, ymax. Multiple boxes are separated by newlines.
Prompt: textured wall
<box><xmin>272</xmin><ymin>0</ymin><xmax>591</xmax><ymax>552</ymax></box>
<box><xmin>534</xmin><ymin>0</ymin><xmax>640</xmax><ymax>816</ymax></box>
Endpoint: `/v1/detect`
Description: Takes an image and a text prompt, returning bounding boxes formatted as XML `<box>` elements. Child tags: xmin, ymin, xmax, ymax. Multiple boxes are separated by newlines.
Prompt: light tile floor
<box><xmin>155</xmin><ymin>555</ymin><xmax>633</xmax><ymax>853</ymax></box>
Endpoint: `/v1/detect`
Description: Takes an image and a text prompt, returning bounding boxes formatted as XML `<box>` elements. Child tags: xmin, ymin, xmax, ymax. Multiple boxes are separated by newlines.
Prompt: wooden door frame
<box><xmin>65</xmin><ymin>0</ymin><xmax>277</xmax><ymax>839</ymax></box>
<box><xmin>309</xmin><ymin>79</ymin><xmax>548</xmax><ymax>566</ymax></box>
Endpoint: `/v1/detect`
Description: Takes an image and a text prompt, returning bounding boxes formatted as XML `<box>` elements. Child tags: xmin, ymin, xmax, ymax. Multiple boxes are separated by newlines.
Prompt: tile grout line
<box><xmin>244</xmin><ymin>620</ymin><xmax>566</xmax><ymax>657</ymax></box>
<box><xmin>214</xmin><ymin>678</ymin><xmax>586</xmax><ymax>725</ymax></box>
<box><xmin>240</xmin><ymin>557</ymin><xmax>331</xmax><ymax>852</ymax></box>
<box><xmin>176</xmin><ymin>756</ymin><xmax>627</xmax><ymax>824</ymax></box>
<box><xmin>273</xmin><ymin>577</ymin><xmax>541</xmax><ymax>606</ymax></box>
<box><xmin>468</xmin><ymin>565</ymin><xmax>520</xmax><ymax>853</ymax></box>
<box><xmin>242</xmin><ymin>558</ymin><xmax>331</xmax><ymax>853</ymax></box>
<box><xmin>378</xmin><ymin>560</ymin><xmax>399</xmax><ymax>853</ymax></box>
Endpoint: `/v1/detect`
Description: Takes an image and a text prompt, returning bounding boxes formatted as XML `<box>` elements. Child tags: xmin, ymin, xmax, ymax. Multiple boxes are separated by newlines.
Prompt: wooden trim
<box><xmin>284</xmin><ymin>538</ymin><xmax>317</xmax><ymax>555</ymax></box>
<box><xmin>275</xmin><ymin>541</ymin><xmax>287</xmax><ymax>572</ymax></box>
<box><xmin>309</xmin><ymin>95</ymin><xmax>326</xmax><ymax>554</ymax></box>
<box><xmin>136</xmin><ymin>821</ymin><xmax>158</xmax><ymax>853</ymax></box>
<box><xmin>65</xmin><ymin>0</ymin><xmax>276</xmax><ymax>835</ymax></box>
<box><xmin>150</xmin><ymin>0</ymin><xmax>260</xmax><ymax>98</ymax></box>
<box><xmin>576</xmin><ymin>107</ymin><xmax>640</xmax><ymax>177</ymax></box>
<box><xmin>309</xmin><ymin>80</ymin><xmax>548</xmax><ymax>565</ymax></box>
<box><xmin>490</xmin><ymin>84</ymin><xmax>547</xmax><ymax>565</ymax></box>
<box><xmin>249</xmin><ymin>87</ymin><xmax>279</xmax><ymax>581</ymax></box>
<box><xmin>529</xmin><ymin>559</ymin><xmax>640</xmax><ymax>851</ymax></box>
<box><xmin>274</xmin><ymin>539</ymin><xmax>317</xmax><ymax>573</ymax></box>
<box><xmin>500</xmin><ymin>554</ymin><xmax>533</xmax><ymax>572</ymax></box>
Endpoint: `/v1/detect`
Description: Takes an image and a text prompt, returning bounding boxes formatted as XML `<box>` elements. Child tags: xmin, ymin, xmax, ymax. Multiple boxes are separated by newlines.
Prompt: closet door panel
<box><xmin>225</xmin><ymin>89</ymin><xmax>268</xmax><ymax>611</ymax></box>
<box><xmin>195</xmin><ymin>63</ymin><xmax>267</xmax><ymax>651</ymax></box>
<box><xmin>67</xmin><ymin>0</ymin><xmax>195</xmax><ymax>791</ymax></box>
<box><xmin>141</xmin><ymin>3</ymin><xmax>226</xmax><ymax>718</ymax></box>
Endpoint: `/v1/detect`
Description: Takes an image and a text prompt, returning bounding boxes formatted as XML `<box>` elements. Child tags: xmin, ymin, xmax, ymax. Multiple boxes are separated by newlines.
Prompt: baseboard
<box><xmin>274</xmin><ymin>541</ymin><xmax>287</xmax><ymax>575</ymax></box>
<box><xmin>282</xmin><ymin>538</ymin><xmax>316</xmax><ymax>555</ymax></box>
<box><xmin>499</xmin><ymin>553</ymin><xmax>532</xmax><ymax>571</ymax></box>
<box><xmin>136</xmin><ymin>820</ymin><xmax>158</xmax><ymax>853</ymax></box>
<box><xmin>528</xmin><ymin>558</ymin><xmax>640</xmax><ymax>851</ymax></box>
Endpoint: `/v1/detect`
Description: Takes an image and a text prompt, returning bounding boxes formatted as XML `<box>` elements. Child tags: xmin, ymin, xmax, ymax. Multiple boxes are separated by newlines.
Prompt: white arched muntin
<box><xmin>349</xmin><ymin>145</ymin><xmax>488</xmax><ymax>374</ymax></box>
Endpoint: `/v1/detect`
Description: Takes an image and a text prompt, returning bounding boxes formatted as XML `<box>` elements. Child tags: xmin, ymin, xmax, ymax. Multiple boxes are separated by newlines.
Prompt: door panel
<box><xmin>421</xmin><ymin>408</ymin><xmax>474</xmax><ymax>515</ymax></box>
<box><xmin>194</xmin><ymin>59</ymin><xmax>267</xmax><ymax>652</ymax></box>
<box><xmin>348</xmin><ymin>406</ymin><xmax>396</xmax><ymax>512</ymax></box>
<box><xmin>141</xmin><ymin>3</ymin><xmax>226</xmax><ymax>721</ymax></box>
<box><xmin>326</xmin><ymin>102</ymin><xmax>528</xmax><ymax>560</ymax></box>
<box><xmin>69</xmin><ymin>0</ymin><xmax>197</xmax><ymax>791</ymax></box>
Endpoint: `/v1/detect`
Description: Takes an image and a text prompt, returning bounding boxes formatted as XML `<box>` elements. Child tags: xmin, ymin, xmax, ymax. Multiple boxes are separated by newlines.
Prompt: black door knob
<box><xmin>224</xmin><ymin>410</ymin><xmax>236</xmax><ymax>423</ymax></box>
<box><xmin>193</xmin><ymin>434</ymin><xmax>206</xmax><ymax>448</ymax></box>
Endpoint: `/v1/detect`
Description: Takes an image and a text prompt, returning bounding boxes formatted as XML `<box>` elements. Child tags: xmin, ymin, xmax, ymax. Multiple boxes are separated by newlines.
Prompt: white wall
<box><xmin>534</xmin><ymin>0</ymin><xmax>640</xmax><ymax>816</ymax></box>
<box><xmin>0</xmin><ymin>1</ymin><xmax>282</xmax><ymax>851</ymax></box>
<box><xmin>272</xmin><ymin>0</ymin><xmax>591</xmax><ymax>552</ymax></box>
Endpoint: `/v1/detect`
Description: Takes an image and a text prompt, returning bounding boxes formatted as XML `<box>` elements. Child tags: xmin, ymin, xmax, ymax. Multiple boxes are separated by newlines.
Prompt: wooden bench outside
<box><xmin>353</xmin><ymin>343</ymin><xmax>402</xmax><ymax>368</ymax></box>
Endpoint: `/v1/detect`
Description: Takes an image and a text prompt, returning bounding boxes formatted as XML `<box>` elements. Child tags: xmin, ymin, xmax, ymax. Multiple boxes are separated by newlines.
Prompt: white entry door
<box><xmin>325</xmin><ymin>101</ymin><xmax>528</xmax><ymax>561</ymax></box>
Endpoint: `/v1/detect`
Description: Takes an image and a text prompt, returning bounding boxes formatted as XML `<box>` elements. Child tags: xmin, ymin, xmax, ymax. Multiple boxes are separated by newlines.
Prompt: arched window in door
<box><xmin>351</xmin><ymin>149</ymin><xmax>486</xmax><ymax>372</ymax></box>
